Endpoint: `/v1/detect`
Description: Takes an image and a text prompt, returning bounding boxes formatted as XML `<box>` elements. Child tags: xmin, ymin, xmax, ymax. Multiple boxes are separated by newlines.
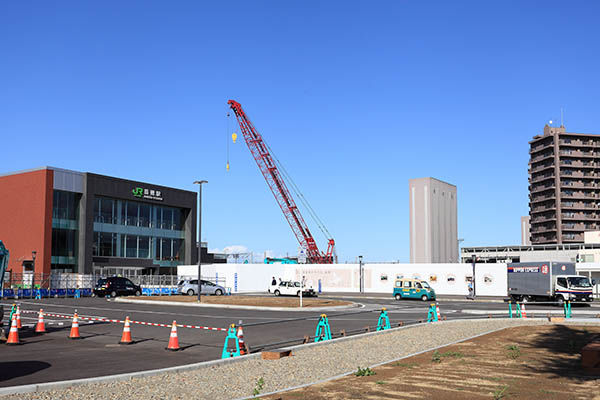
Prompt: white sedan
<box><xmin>268</xmin><ymin>281</ymin><xmax>317</xmax><ymax>297</ymax></box>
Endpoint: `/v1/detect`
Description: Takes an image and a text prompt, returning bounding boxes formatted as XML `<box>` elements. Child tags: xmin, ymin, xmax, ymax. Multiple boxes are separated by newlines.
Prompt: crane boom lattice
<box><xmin>228</xmin><ymin>100</ymin><xmax>334</xmax><ymax>264</ymax></box>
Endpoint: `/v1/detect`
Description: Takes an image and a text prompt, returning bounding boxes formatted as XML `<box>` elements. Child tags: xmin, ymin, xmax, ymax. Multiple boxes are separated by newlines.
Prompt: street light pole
<box><xmin>358</xmin><ymin>255</ymin><xmax>363</xmax><ymax>293</ymax></box>
<box><xmin>31</xmin><ymin>251</ymin><xmax>37</xmax><ymax>299</ymax></box>
<box><xmin>193</xmin><ymin>180</ymin><xmax>208</xmax><ymax>303</ymax></box>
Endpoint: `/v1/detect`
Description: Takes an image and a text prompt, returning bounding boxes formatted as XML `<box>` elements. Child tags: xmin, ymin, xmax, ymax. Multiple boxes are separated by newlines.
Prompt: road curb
<box><xmin>113</xmin><ymin>297</ymin><xmax>361</xmax><ymax>312</ymax></box>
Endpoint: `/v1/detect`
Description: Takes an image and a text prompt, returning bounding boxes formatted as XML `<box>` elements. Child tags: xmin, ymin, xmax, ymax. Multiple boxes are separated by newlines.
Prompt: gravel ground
<box><xmin>2</xmin><ymin>319</ymin><xmax>552</xmax><ymax>400</ymax></box>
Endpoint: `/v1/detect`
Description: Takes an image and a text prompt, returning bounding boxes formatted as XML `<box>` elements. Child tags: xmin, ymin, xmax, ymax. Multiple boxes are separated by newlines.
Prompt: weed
<box><xmin>540</xmin><ymin>389</ymin><xmax>555</xmax><ymax>395</ymax></box>
<box><xmin>375</xmin><ymin>381</ymin><xmax>386</xmax><ymax>385</ymax></box>
<box><xmin>441</xmin><ymin>351</ymin><xmax>464</xmax><ymax>358</ymax></box>
<box><xmin>394</xmin><ymin>362</ymin><xmax>417</xmax><ymax>368</ymax></box>
<box><xmin>355</xmin><ymin>367</ymin><xmax>376</xmax><ymax>376</ymax></box>
<box><xmin>506</xmin><ymin>345</ymin><xmax>521</xmax><ymax>360</ymax></box>
<box><xmin>493</xmin><ymin>385</ymin><xmax>509</xmax><ymax>399</ymax></box>
<box><xmin>432</xmin><ymin>350</ymin><xmax>463</xmax><ymax>363</ymax></box>
<box><xmin>489</xmin><ymin>377</ymin><xmax>502</xmax><ymax>382</ymax></box>
<box><xmin>252</xmin><ymin>377</ymin><xmax>265</xmax><ymax>397</ymax></box>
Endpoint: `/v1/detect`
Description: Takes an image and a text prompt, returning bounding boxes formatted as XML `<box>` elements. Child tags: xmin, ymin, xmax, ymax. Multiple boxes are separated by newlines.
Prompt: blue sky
<box><xmin>2</xmin><ymin>2</ymin><xmax>599</xmax><ymax>262</ymax></box>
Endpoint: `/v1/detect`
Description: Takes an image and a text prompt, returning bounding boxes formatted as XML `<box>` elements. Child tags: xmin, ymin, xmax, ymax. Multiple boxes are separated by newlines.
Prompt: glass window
<box><xmin>161</xmin><ymin>238</ymin><xmax>172</xmax><ymax>260</ymax></box>
<box><xmin>173</xmin><ymin>239</ymin><xmax>184</xmax><ymax>261</ymax></box>
<box><xmin>53</xmin><ymin>190</ymin><xmax>78</xmax><ymax>220</ymax></box>
<box><xmin>172</xmin><ymin>208</ymin><xmax>182</xmax><ymax>230</ymax></box>
<box><xmin>153</xmin><ymin>207</ymin><xmax>162</xmax><ymax>229</ymax></box>
<box><xmin>51</xmin><ymin>228</ymin><xmax>77</xmax><ymax>257</ymax></box>
<box><xmin>138</xmin><ymin>236</ymin><xmax>150</xmax><ymax>259</ymax></box>
<box><xmin>139</xmin><ymin>204</ymin><xmax>151</xmax><ymax>228</ymax></box>
<box><xmin>162</xmin><ymin>208</ymin><xmax>173</xmax><ymax>230</ymax></box>
<box><xmin>100</xmin><ymin>198</ymin><xmax>114</xmax><ymax>224</ymax></box>
<box><xmin>126</xmin><ymin>202</ymin><xmax>139</xmax><ymax>226</ymax></box>
<box><xmin>126</xmin><ymin>235</ymin><xmax>138</xmax><ymax>258</ymax></box>
<box><xmin>93</xmin><ymin>198</ymin><xmax>101</xmax><ymax>222</ymax></box>
<box><xmin>415</xmin><ymin>282</ymin><xmax>422</xmax><ymax>289</ymax></box>
<box><xmin>403</xmin><ymin>281</ymin><xmax>411</xmax><ymax>288</ymax></box>
<box><xmin>557</xmin><ymin>277</ymin><xmax>567</xmax><ymax>287</ymax></box>
<box><xmin>99</xmin><ymin>232</ymin><xmax>116</xmax><ymax>257</ymax></box>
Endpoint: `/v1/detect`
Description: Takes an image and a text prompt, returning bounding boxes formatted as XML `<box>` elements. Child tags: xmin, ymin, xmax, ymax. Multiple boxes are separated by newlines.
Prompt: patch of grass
<box><xmin>252</xmin><ymin>377</ymin><xmax>265</xmax><ymax>397</ymax></box>
<box><xmin>489</xmin><ymin>377</ymin><xmax>502</xmax><ymax>382</ymax></box>
<box><xmin>375</xmin><ymin>381</ymin><xmax>386</xmax><ymax>385</ymax></box>
<box><xmin>393</xmin><ymin>362</ymin><xmax>417</xmax><ymax>368</ymax></box>
<box><xmin>432</xmin><ymin>350</ymin><xmax>463</xmax><ymax>363</ymax></box>
<box><xmin>493</xmin><ymin>385</ymin><xmax>510</xmax><ymax>399</ymax></box>
<box><xmin>355</xmin><ymin>367</ymin><xmax>376</xmax><ymax>377</ymax></box>
<box><xmin>441</xmin><ymin>351</ymin><xmax>464</xmax><ymax>358</ymax></box>
<box><xmin>506</xmin><ymin>345</ymin><xmax>521</xmax><ymax>360</ymax></box>
<box><xmin>540</xmin><ymin>389</ymin><xmax>555</xmax><ymax>396</ymax></box>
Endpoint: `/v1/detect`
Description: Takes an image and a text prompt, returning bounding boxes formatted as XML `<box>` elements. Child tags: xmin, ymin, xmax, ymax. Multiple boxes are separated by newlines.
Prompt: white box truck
<box><xmin>507</xmin><ymin>262</ymin><xmax>594</xmax><ymax>304</ymax></box>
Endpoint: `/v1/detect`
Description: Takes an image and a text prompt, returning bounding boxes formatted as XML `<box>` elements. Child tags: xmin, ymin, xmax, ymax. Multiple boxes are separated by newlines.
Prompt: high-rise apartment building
<box><xmin>529</xmin><ymin>124</ymin><xmax>600</xmax><ymax>244</ymax></box>
<box><xmin>409</xmin><ymin>177</ymin><xmax>458</xmax><ymax>263</ymax></box>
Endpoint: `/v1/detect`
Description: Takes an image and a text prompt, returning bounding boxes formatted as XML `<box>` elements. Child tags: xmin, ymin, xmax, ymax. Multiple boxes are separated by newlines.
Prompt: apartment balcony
<box><xmin>562</xmin><ymin>223</ymin><xmax>587</xmax><ymax>231</ymax></box>
<box><xmin>531</xmin><ymin>153</ymin><xmax>555</xmax><ymax>163</ymax></box>
<box><xmin>560</xmin><ymin>170</ymin><xmax>597</xmax><ymax>179</ymax></box>
<box><xmin>530</xmin><ymin>215</ymin><xmax>556</xmax><ymax>225</ymax></box>
<box><xmin>530</xmin><ymin>173</ymin><xmax>554</xmax><ymax>184</ymax></box>
<box><xmin>531</xmin><ymin>204</ymin><xmax>557</xmax><ymax>213</ymax></box>
<box><xmin>562</xmin><ymin>213</ymin><xmax>598</xmax><ymax>221</ymax></box>
<box><xmin>530</xmin><ymin>141</ymin><xmax>554</xmax><ymax>153</ymax></box>
<box><xmin>531</xmin><ymin>163</ymin><xmax>555</xmax><ymax>174</ymax></box>
<box><xmin>559</xmin><ymin>139</ymin><xmax>595</xmax><ymax>147</ymax></box>
<box><xmin>530</xmin><ymin>184</ymin><xmax>555</xmax><ymax>194</ymax></box>
<box><xmin>531</xmin><ymin>234</ymin><xmax>558</xmax><ymax>244</ymax></box>
<box><xmin>563</xmin><ymin>233</ymin><xmax>584</xmax><ymax>242</ymax></box>
<box><xmin>561</xmin><ymin>192</ymin><xmax>597</xmax><ymax>200</ymax></box>
<box><xmin>530</xmin><ymin>225</ymin><xmax>557</xmax><ymax>234</ymax></box>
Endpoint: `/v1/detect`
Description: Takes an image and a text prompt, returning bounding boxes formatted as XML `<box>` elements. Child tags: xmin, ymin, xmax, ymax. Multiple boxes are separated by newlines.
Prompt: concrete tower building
<box><xmin>409</xmin><ymin>177</ymin><xmax>458</xmax><ymax>263</ymax></box>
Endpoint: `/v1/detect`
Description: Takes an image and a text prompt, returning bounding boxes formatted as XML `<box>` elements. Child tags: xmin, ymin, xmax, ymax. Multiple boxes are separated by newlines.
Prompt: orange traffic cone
<box><xmin>68</xmin><ymin>312</ymin><xmax>82</xmax><ymax>339</ymax></box>
<box><xmin>237</xmin><ymin>325</ymin><xmax>249</xmax><ymax>355</ymax></box>
<box><xmin>521</xmin><ymin>303</ymin><xmax>527</xmax><ymax>319</ymax></box>
<box><xmin>166</xmin><ymin>320</ymin><xmax>180</xmax><ymax>351</ymax></box>
<box><xmin>35</xmin><ymin>309</ymin><xmax>46</xmax><ymax>333</ymax></box>
<box><xmin>6</xmin><ymin>314</ymin><xmax>20</xmax><ymax>345</ymax></box>
<box><xmin>16</xmin><ymin>305</ymin><xmax>22</xmax><ymax>329</ymax></box>
<box><xmin>119</xmin><ymin>316</ymin><xmax>133</xmax><ymax>344</ymax></box>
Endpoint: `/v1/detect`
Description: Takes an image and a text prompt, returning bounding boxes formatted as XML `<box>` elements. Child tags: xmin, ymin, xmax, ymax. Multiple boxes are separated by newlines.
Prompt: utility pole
<box><xmin>193</xmin><ymin>180</ymin><xmax>208</xmax><ymax>302</ymax></box>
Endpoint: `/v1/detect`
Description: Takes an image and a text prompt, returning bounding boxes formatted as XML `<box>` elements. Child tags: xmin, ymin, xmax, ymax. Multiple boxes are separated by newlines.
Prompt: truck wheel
<box><xmin>521</xmin><ymin>296</ymin><xmax>530</xmax><ymax>303</ymax></box>
<box><xmin>395</xmin><ymin>294</ymin><xmax>401</xmax><ymax>301</ymax></box>
<box><xmin>274</xmin><ymin>290</ymin><xmax>280</xmax><ymax>296</ymax></box>
<box><xmin>556</xmin><ymin>296</ymin><xmax>565</xmax><ymax>307</ymax></box>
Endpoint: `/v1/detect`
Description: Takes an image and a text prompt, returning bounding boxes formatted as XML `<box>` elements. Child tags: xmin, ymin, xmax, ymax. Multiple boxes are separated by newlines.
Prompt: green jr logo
<box><xmin>132</xmin><ymin>187</ymin><xmax>144</xmax><ymax>198</ymax></box>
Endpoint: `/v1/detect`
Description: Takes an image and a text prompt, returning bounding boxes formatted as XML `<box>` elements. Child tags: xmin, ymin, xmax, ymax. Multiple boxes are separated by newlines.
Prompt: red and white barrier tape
<box><xmin>19</xmin><ymin>309</ymin><xmax>227</xmax><ymax>331</ymax></box>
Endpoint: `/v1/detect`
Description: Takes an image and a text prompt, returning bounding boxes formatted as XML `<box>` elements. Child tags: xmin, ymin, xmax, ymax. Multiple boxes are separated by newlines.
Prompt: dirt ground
<box><xmin>266</xmin><ymin>325</ymin><xmax>600</xmax><ymax>399</ymax></box>
<box><xmin>123</xmin><ymin>295</ymin><xmax>350</xmax><ymax>308</ymax></box>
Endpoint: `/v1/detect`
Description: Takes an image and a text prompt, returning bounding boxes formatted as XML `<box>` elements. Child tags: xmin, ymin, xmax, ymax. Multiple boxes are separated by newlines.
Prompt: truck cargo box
<box><xmin>507</xmin><ymin>262</ymin><xmax>576</xmax><ymax>297</ymax></box>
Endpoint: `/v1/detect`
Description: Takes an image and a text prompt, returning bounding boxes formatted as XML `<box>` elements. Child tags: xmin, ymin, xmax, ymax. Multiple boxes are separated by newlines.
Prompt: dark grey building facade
<box><xmin>46</xmin><ymin>167</ymin><xmax>197</xmax><ymax>275</ymax></box>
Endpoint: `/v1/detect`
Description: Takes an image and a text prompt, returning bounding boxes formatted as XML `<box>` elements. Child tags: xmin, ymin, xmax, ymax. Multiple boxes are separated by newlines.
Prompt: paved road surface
<box><xmin>0</xmin><ymin>294</ymin><xmax>596</xmax><ymax>388</ymax></box>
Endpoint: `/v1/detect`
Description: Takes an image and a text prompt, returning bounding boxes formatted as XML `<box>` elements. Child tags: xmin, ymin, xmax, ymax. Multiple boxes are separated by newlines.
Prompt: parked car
<box><xmin>94</xmin><ymin>277</ymin><xmax>142</xmax><ymax>298</ymax></box>
<box><xmin>178</xmin><ymin>279</ymin><xmax>225</xmax><ymax>296</ymax></box>
<box><xmin>269</xmin><ymin>280</ymin><xmax>317</xmax><ymax>297</ymax></box>
<box><xmin>393</xmin><ymin>278</ymin><xmax>436</xmax><ymax>301</ymax></box>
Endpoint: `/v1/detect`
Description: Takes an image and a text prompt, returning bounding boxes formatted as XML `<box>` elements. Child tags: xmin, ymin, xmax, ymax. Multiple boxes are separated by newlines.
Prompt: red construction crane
<box><xmin>228</xmin><ymin>100</ymin><xmax>335</xmax><ymax>264</ymax></box>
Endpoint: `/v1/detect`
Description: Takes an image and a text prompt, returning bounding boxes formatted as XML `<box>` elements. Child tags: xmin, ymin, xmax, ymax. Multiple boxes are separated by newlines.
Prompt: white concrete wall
<box><xmin>178</xmin><ymin>262</ymin><xmax>508</xmax><ymax>296</ymax></box>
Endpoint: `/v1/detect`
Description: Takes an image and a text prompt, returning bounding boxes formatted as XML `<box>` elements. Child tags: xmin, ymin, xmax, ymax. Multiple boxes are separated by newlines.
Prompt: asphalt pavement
<box><xmin>0</xmin><ymin>293</ymin><xmax>597</xmax><ymax>388</ymax></box>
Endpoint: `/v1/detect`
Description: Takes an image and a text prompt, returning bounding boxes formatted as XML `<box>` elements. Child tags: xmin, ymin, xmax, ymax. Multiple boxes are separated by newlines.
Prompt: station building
<box><xmin>0</xmin><ymin>167</ymin><xmax>201</xmax><ymax>276</ymax></box>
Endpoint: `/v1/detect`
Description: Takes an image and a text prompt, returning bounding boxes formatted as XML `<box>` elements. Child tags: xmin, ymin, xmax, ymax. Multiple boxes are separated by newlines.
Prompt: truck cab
<box><xmin>393</xmin><ymin>278</ymin><xmax>436</xmax><ymax>301</ymax></box>
<box><xmin>555</xmin><ymin>275</ymin><xmax>594</xmax><ymax>304</ymax></box>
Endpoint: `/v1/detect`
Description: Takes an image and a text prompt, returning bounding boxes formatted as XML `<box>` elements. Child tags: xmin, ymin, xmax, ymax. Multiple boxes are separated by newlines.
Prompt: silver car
<box><xmin>178</xmin><ymin>279</ymin><xmax>225</xmax><ymax>296</ymax></box>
